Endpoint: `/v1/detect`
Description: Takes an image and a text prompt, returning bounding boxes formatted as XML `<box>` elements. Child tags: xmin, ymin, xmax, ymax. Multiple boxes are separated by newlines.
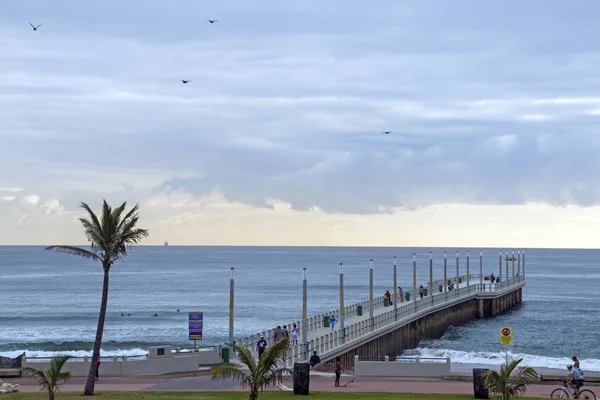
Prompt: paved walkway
<box><xmin>10</xmin><ymin>374</ymin><xmax>595</xmax><ymax>398</ymax></box>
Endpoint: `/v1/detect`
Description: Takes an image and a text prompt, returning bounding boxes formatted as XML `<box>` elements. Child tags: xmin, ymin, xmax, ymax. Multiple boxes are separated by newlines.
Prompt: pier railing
<box><xmin>237</xmin><ymin>275</ymin><xmax>524</xmax><ymax>366</ymax></box>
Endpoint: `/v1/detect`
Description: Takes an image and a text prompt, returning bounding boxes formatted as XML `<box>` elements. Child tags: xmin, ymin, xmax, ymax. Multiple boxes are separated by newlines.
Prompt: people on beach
<box><xmin>419</xmin><ymin>285</ymin><xmax>424</xmax><ymax>299</ymax></box>
<box><xmin>256</xmin><ymin>335</ymin><xmax>267</xmax><ymax>359</ymax></box>
<box><xmin>274</xmin><ymin>326</ymin><xmax>283</xmax><ymax>342</ymax></box>
<box><xmin>384</xmin><ymin>290</ymin><xmax>393</xmax><ymax>305</ymax></box>
<box><xmin>334</xmin><ymin>358</ymin><xmax>342</xmax><ymax>387</ymax></box>
<box><xmin>310</xmin><ymin>351</ymin><xmax>321</xmax><ymax>368</ymax></box>
<box><xmin>291</xmin><ymin>324</ymin><xmax>298</xmax><ymax>345</ymax></box>
<box><xmin>398</xmin><ymin>286</ymin><xmax>404</xmax><ymax>302</ymax></box>
<box><xmin>330</xmin><ymin>315</ymin><xmax>336</xmax><ymax>331</ymax></box>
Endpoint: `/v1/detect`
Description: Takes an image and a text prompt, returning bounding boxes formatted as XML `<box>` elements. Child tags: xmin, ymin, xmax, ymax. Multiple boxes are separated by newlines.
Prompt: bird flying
<box><xmin>382</xmin><ymin>131</ymin><xmax>392</xmax><ymax>135</ymax></box>
<box><xmin>28</xmin><ymin>21</ymin><xmax>43</xmax><ymax>31</ymax></box>
<box><xmin>207</xmin><ymin>20</ymin><xmax>219</xmax><ymax>23</ymax></box>
<box><xmin>180</xmin><ymin>80</ymin><xmax>191</xmax><ymax>84</ymax></box>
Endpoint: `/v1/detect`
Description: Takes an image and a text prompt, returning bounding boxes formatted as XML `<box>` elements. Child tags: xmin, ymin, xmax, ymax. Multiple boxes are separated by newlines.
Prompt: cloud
<box><xmin>2</xmin><ymin>0</ymin><xmax>600</xmax><ymax>244</ymax></box>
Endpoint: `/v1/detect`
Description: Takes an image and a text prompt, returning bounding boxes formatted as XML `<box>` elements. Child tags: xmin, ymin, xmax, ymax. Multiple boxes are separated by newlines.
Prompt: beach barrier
<box><xmin>354</xmin><ymin>355</ymin><xmax>451</xmax><ymax>378</ymax></box>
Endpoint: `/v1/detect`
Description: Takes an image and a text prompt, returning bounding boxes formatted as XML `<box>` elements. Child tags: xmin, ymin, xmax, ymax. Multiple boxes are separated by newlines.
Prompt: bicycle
<box><xmin>550</xmin><ymin>380</ymin><xmax>596</xmax><ymax>399</ymax></box>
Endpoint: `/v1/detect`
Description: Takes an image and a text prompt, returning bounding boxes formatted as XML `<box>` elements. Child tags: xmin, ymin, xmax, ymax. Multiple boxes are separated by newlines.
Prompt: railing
<box><xmin>237</xmin><ymin>275</ymin><xmax>525</xmax><ymax>367</ymax></box>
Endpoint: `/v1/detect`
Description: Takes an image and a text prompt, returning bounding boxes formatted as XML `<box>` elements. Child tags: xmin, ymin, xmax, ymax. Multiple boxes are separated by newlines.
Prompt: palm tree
<box><xmin>482</xmin><ymin>358</ymin><xmax>539</xmax><ymax>400</ymax></box>
<box><xmin>23</xmin><ymin>355</ymin><xmax>73</xmax><ymax>400</ymax></box>
<box><xmin>46</xmin><ymin>200</ymin><xmax>148</xmax><ymax>396</ymax></box>
<box><xmin>211</xmin><ymin>338</ymin><xmax>291</xmax><ymax>400</ymax></box>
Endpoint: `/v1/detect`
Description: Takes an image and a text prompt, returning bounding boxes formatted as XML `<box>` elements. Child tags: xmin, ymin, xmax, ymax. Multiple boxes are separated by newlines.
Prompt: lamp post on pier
<box><xmin>444</xmin><ymin>251</ymin><xmax>448</xmax><ymax>301</ymax></box>
<box><xmin>512</xmin><ymin>250</ymin><xmax>515</xmax><ymax>279</ymax></box>
<box><xmin>369</xmin><ymin>259</ymin><xmax>374</xmax><ymax>331</ymax></box>
<box><xmin>505</xmin><ymin>250</ymin><xmax>509</xmax><ymax>282</ymax></box>
<box><xmin>455</xmin><ymin>251</ymin><xmax>459</xmax><ymax>295</ymax></box>
<box><xmin>339</xmin><ymin>263</ymin><xmax>345</xmax><ymax>343</ymax></box>
<box><xmin>479</xmin><ymin>250</ymin><xmax>483</xmax><ymax>290</ymax></box>
<box><xmin>518</xmin><ymin>250</ymin><xmax>521</xmax><ymax>276</ymax></box>
<box><xmin>498</xmin><ymin>250</ymin><xmax>502</xmax><ymax>282</ymax></box>
<box><xmin>466</xmin><ymin>250</ymin><xmax>470</xmax><ymax>288</ymax></box>
<box><xmin>412</xmin><ymin>253</ymin><xmax>417</xmax><ymax>312</ymax></box>
<box><xmin>429</xmin><ymin>252</ymin><xmax>433</xmax><ymax>306</ymax></box>
<box><xmin>393</xmin><ymin>256</ymin><xmax>398</xmax><ymax>321</ymax></box>
<box><xmin>302</xmin><ymin>268</ymin><xmax>308</xmax><ymax>360</ymax></box>
<box><xmin>523</xmin><ymin>250</ymin><xmax>526</xmax><ymax>277</ymax></box>
<box><xmin>229</xmin><ymin>267</ymin><xmax>235</xmax><ymax>345</ymax></box>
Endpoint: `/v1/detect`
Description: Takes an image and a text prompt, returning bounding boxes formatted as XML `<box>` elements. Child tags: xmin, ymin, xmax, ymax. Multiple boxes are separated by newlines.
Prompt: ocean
<box><xmin>1</xmin><ymin>246</ymin><xmax>599</xmax><ymax>371</ymax></box>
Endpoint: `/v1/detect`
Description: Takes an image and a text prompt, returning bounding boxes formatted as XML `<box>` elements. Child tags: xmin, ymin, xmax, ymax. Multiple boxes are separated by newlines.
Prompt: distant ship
<box><xmin>164</xmin><ymin>241</ymin><xmax>169</xmax><ymax>247</ymax></box>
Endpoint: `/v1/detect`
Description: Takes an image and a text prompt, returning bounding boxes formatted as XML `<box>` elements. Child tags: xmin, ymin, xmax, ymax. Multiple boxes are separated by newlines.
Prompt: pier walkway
<box><xmin>237</xmin><ymin>273</ymin><xmax>525</xmax><ymax>367</ymax></box>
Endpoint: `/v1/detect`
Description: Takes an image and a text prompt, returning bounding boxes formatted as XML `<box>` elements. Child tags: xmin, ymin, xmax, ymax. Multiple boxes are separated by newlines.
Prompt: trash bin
<box><xmin>357</xmin><ymin>304</ymin><xmax>363</xmax><ymax>316</ymax></box>
<box><xmin>383</xmin><ymin>297</ymin><xmax>390</xmax><ymax>307</ymax></box>
<box><xmin>293</xmin><ymin>362</ymin><xmax>310</xmax><ymax>395</ymax></box>
<box><xmin>448</xmin><ymin>279</ymin><xmax>452</xmax><ymax>286</ymax></box>
<box><xmin>459</xmin><ymin>277</ymin><xmax>463</xmax><ymax>284</ymax></box>
<box><xmin>439</xmin><ymin>285</ymin><xmax>443</xmax><ymax>293</ymax></box>
<box><xmin>473</xmin><ymin>368</ymin><xmax>489</xmax><ymax>399</ymax></box>
<box><xmin>222</xmin><ymin>346</ymin><xmax>230</xmax><ymax>363</ymax></box>
<box><xmin>405</xmin><ymin>292</ymin><xmax>410</xmax><ymax>301</ymax></box>
<box><xmin>423</xmin><ymin>288</ymin><xmax>428</xmax><ymax>296</ymax></box>
<box><xmin>323</xmin><ymin>315</ymin><xmax>330</xmax><ymax>328</ymax></box>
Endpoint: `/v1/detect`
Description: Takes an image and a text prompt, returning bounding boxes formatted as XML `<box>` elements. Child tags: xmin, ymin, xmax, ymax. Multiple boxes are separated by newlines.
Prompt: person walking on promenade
<box><xmin>334</xmin><ymin>359</ymin><xmax>342</xmax><ymax>387</ymax></box>
<box><xmin>274</xmin><ymin>326</ymin><xmax>283</xmax><ymax>342</ymax></box>
<box><xmin>95</xmin><ymin>355</ymin><xmax>101</xmax><ymax>381</ymax></box>
<box><xmin>330</xmin><ymin>315</ymin><xmax>336</xmax><ymax>331</ymax></box>
<box><xmin>256</xmin><ymin>335</ymin><xmax>267</xmax><ymax>359</ymax></box>
<box><xmin>310</xmin><ymin>351</ymin><xmax>321</xmax><ymax>368</ymax></box>
<box><xmin>291</xmin><ymin>324</ymin><xmax>298</xmax><ymax>345</ymax></box>
<box><xmin>419</xmin><ymin>285</ymin><xmax>424</xmax><ymax>299</ymax></box>
<box><xmin>573</xmin><ymin>355</ymin><xmax>580</xmax><ymax>368</ymax></box>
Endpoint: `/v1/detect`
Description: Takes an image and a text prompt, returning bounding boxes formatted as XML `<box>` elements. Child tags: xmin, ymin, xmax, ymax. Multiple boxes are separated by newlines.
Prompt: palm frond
<box><xmin>210</xmin><ymin>365</ymin><xmax>249</xmax><ymax>386</ymax></box>
<box><xmin>45</xmin><ymin>245</ymin><xmax>100</xmax><ymax>261</ymax></box>
<box><xmin>233</xmin><ymin>344</ymin><xmax>258</xmax><ymax>377</ymax></box>
<box><xmin>482</xmin><ymin>358</ymin><xmax>538</xmax><ymax>400</ymax></box>
<box><xmin>24</xmin><ymin>355</ymin><xmax>73</xmax><ymax>395</ymax></box>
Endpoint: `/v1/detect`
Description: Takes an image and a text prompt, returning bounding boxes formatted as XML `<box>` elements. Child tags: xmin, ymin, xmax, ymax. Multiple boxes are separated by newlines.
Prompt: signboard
<box><xmin>189</xmin><ymin>312</ymin><xmax>203</xmax><ymax>340</ymax></box>
<box><xmin>500</xmin><ymin>327</ymin><xmax>512</xmax><ymax>345</ymax></box>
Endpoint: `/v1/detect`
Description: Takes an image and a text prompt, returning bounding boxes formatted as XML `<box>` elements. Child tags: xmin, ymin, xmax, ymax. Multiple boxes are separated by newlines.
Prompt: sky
<box><xmin>2</xmin><ymin>0</ymin><xmax>600</xmax><ymax>247</ymax></box>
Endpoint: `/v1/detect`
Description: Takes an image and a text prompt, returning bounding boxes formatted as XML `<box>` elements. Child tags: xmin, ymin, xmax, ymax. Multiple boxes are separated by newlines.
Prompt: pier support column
<box><xmin>491</xmin><ymin>299</ymin><xmax>497</xmax><ymax>316</ymax></box>
<box><xmin>229</xmin><ymin>267</ymin><xmax>235</xmax><ymax>345</ymax></box>
<box><xmin>478</xmin><ymin>299</ymin><xmax>484</xmax><ymax>318</ymax></box>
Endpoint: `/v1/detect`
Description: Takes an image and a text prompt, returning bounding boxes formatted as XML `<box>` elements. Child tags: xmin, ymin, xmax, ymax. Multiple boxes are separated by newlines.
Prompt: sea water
<box><xmin>1</xmin><ymin>246</ymin><xmax>599</xmax><ymax>370</ymax></box>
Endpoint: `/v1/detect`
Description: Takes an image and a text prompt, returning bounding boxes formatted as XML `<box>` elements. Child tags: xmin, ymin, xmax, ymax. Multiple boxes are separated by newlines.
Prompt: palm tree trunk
<box><xmin>249</xmin><ymin>389</ymin><xmax>258</xmax><ymax>400</ymax></box>
<box><xmin>49</xmin><ymin>389</ymin><xmax>54</xmax><ymax>400</ymax></box>
<box><xmin>83</xmin><ymin>266</ymin><xmax>110</xmax><ymax>396</ymax></box>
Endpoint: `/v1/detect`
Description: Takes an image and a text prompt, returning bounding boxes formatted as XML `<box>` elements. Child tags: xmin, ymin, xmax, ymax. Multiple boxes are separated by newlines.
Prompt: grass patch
<box><xmin>10</xmin><ymin>391</ymin><xmax>542</xmax><ymax>400</ymax></box>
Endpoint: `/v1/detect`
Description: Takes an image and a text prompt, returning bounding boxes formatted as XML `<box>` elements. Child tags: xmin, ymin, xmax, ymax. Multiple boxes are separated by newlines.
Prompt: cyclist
<box><xmin>566</xmin><ymin>364</ymin><xmax>584</xmax><ymax>398</ymax></box>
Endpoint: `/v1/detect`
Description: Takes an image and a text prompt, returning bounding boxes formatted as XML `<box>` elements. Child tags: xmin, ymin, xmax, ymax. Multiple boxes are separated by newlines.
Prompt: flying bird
<box><xmin>28</xmin><ymin>21</ymin><xmax>43</xmax><ymax>31</ymax></box>
<box><xmin>180</xmin><ymin>80</ymin><xmax>191</xmax><ymax>84</ymax></box>
<box><xmin>207</xmin><ymin>20</ymin><xmax>219</xmax><ymax>23</ymax></box>
<box><xmin>381</xmin><ymin>131</ymin><xmax>392</xmax><ymax>135</ymax></box>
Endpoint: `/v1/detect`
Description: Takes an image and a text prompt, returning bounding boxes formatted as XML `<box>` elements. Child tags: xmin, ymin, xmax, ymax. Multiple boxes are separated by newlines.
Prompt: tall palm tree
<box><xmin>23</xmin><ymin>355</ymin><xmax>73</xmax><ymax>400</ymax></box>
<box><xmin>211</xmin><ymin>338</ymin><xmax>291</xmax><ymax>400</ymax></box>
<box><xmin>46</xmin><ymin>200</ymin><xmax>148</xmax><ymax>396</ymax></box>
<box><xmin>482</xmin><ymin>358</ymin><xmax>539</xmax><ymax>400</ymax></box>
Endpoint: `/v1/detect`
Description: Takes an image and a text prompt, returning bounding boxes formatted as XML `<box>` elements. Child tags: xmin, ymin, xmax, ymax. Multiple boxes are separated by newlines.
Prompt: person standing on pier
<box><xmin>398</xmin><ymin>287</ymin><xmax>404</xmax><ymax>302</ymax></box>
<box><xmin>256</xmin><ymin>335</ymin><xmax>267</xmax><ymax>359</ymax></box>
<box><xmin>419</xmin><ymin>285</ymin><xmax>424</xmax><ymax>299</ymax></box>
<box><xmin>283</xmin><ymin>325</ymin><xmax>289</xmax><ymax>340</ymax></box>
<box><xmin>274</xmin><ymin>326</ymin><xmax>283</xmax><ymax>342</ymax></box>
<box><xmin>291</xmin><ymin>324</ymin><xmax>298</xmax><ymax>345</ymax></box>
<box><xmin>330</xmin><ymin>315</ymin><xmax>336</xmax><ymax>331</ymax></box>
<box><xmin>384</xmin><ymin>290</ymin><xmax>393</xmax><ymax>305</ymax></box>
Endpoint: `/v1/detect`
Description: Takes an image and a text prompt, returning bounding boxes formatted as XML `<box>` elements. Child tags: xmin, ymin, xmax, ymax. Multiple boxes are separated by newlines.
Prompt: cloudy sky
<box><xmin>2</xmin><ymin>0</ymin><xmax>600</xmax><ymax>247</ymax></box>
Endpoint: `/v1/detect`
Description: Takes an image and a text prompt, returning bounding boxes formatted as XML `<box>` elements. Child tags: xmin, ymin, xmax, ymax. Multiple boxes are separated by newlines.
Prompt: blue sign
<box><xmin>189</xmin><ymin>312</ymin><xmax>203</xmax><ymax>340</ymax></box>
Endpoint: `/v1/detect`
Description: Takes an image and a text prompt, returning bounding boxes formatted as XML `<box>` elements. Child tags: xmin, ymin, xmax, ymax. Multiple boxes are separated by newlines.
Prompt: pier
<box><xmin>236</xmin><ymin>250</ymin><xmax>526</xmax><ymax>368</ymax></box>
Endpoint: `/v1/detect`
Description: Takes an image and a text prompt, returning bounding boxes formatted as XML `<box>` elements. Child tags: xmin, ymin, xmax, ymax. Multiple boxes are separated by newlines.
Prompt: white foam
<box><xmin>3</xmin><ymin>348</ymin><xmax>148</xmax><ymax>359</ymax></box>
<box><xmin>411</xmin><ymin>348</ymin><xmax>600</xmax><ymax>372</ymax></box>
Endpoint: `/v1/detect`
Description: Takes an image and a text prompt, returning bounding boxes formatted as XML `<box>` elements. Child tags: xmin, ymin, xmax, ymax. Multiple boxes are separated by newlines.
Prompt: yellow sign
<box><xmin>500</xmin><ymin>327</ymin><xmax>512</xmax><ymax>345</ymax></box>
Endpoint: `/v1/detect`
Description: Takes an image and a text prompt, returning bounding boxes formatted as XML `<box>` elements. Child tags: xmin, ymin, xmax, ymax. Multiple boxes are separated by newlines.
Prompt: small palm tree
<box><xmin>211</xmin><ymin>338</ymin><xmax>291</xmax><ymax>400</ymax></box>
<box><xmin>482</xmin><ymin>358</ymin><xmax>538</xmax><ymax>400</ymax></box>
<box><xmin>23</xmin><ymin>355</ymin><xmax>73</xmax><ymax>400</ymax></box>
<box><xmin>46</xmin><ymin>200</ymin><xmax>148</xmax><ymax>396</ymax></box>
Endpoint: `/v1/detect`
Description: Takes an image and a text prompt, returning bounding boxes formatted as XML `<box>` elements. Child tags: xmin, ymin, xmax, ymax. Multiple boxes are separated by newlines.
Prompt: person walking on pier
<box><xmin>334</xmin><ymin>359</ymin><xmax>342</xmax><ymax>387</ymax></box>
<box><xmin>384</xmin><ymin>290</ymin><xmax>393</xmax><ymax>305</ymax></box>
<box><xmin>256</xmin><ymin>335</ymin><xmax>267</xmax><ymax>359</ymax></box>
<box><xmin>419</xmin><ymin>285</ymin><xmax>424</xmax><ymax>299</ymax></box>
<box><xmin>274</xmin><ymin>326</ymin><xmax>283</xmax><ymax>342</ymax></box>
<box><xmin>330</xmin><ymin>315</ymin><xmax>336</xmax><ymax>331</ymax></box>
<box><xmin>283</xmin><ymin>325</ymin><xmax>289</xmax><ymax>340</ymax></box>
<box><xmin>398</xmin><ymin>286</ymin><xmax>404</xmax><ymax>302</ymax></box>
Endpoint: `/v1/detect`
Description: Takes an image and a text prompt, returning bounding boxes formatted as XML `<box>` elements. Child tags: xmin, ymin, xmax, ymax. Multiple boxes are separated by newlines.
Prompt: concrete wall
<box><xmin>354</xmin><ymin>355</ymin><xmax>451</xmax><ymax>378</ymax></box>
<box><xmin>22</xmin><ymin>347</ymin><xmax>222</xmax><ymax>377</ymax></box>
